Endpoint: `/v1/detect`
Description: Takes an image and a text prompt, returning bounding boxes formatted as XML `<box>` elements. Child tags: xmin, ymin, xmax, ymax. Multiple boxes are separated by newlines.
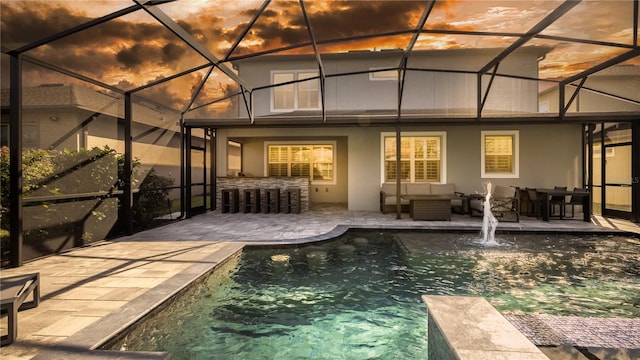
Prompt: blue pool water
<box><xmin>107</xmin><ymin>231</ymin><xmax>640</xmax><ymax>359</ymax></box>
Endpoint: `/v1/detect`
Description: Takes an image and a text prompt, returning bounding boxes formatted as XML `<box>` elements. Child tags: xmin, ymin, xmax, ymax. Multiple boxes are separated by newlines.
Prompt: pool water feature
<box><xmin>106</xmin><ymin>231</ymin><xmax>640</xmax><ymax>359</ymax></box>
<box><xmin>480</xmin><ymin>181</ymin><xmax>499</xmax><ymax>246</ymax></box>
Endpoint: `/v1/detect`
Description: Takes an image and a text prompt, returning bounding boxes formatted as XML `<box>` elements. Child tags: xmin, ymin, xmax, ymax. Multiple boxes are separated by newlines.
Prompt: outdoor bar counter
<box><xmin>216</xmin><ymin>177</ymin><xmax>311</xmax><ymax>212</ymax></box>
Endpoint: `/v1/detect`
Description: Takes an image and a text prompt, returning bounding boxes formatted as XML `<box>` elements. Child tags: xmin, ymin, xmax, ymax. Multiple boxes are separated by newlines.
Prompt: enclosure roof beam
<box><xmin>479</xmin><ymin>0</ymin><xmax>581</xmax><ymax>74</ymax></box>
<box><xmin>134</xmin><ymin>0</ymin><xmax>252</xmax><ymax>91</ymax></box>
<box><xmin>561</xmin><ymin>77</ymin><xmax>587</xmax><ymax>119</ymax></box>
<box><xmin>478</xmin><ymin>63</ymin><xmax>500</xmax><ymax>119</ymax></box>
<box><xmin>223</xmin><ymin>0</ymin><xmax>271</xmax><ymax>62</ymax></box>
<box><xmin>130</xmin><ymin>63</ymin><xmax>212</xmax><ymax>94</ymax></box>
<box><xmin>399</xmin><ymin>0</ymin><xmax>436</xmax><ymax>69</ymax></box>
<box><xmin>21</xmin><ymin>55</ymin><xmax>123</xmax><ymax>95</ymax></box>
<box><xmin>397</xmin><ymin>0</ymin><xmax>436</xmax><ymax>117</ymax></box>
<box><xmin>560</xmin><ymin>49</ymin><xmax>640</xmax><ymax>86</ymax></box>
<box><xmin>7</xmin><ymin>4</ymin><xmax>145</xmax><ymax>55</ymax></box>
<box><xmin>300</xmin><ymin>0</ymin><xmax>326</xmax><ymax>123</ymax></box>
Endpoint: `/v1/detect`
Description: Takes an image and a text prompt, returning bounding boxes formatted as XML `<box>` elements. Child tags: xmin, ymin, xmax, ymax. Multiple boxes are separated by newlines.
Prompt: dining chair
<box><xmin>525</xmin><ymin>188</ymin><xmax>540</xmax><ymax>218</ymax></box>
<box><xmin>549</xmin><ymin>186</ymin><xmax>567</xmax><ymax>218</ymax></box>
<box><xmin>565</xmin><ymin>187</ymin><xmax>586</xmax><ymax>218</ymax></box>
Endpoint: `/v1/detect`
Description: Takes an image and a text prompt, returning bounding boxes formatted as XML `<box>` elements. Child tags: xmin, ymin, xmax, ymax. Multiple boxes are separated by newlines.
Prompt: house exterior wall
<box><xmin>236</xmin><ymin>48</ymin><xmax>544</xmax><ymax>117</ymax></box>
<box><xmin>538</xmin><ymin>66</ymin><xmax>640</xmax><ymax>114</ymax></box>
<box><xmin>216</xmin><ymin>128</ymin><xmax>349</xmax><ymax>204</ymax></box>
<box><xmin>217</xmin><ymin>124</ymin><xmax>583</xmax><ymax>211</ymax></box>
<box><xmin>402</xmin><ymin>50</ymin><xmax>540</xmax><ymax>113</ymax></box>
<box><xmin>224</xmin><ymin>48</ymin><xmax>582</xmax><ymax>211</ymax></box>
<box><xmin>537</xmin><ymin>67</ymin><xmax>640</xmax><ymax>215</ymax></box>
<box><xmin>539</xmin><ymin>89</ymin><xmax>640</xmax><ymax>113</ymax></box>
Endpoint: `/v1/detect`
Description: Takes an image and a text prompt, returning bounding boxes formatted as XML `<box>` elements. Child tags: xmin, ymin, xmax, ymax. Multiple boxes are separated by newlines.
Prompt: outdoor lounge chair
<box><xmin>1</xmin><ymin>273</ymin><xmax>40</xmax><ymax>346</ymax></box>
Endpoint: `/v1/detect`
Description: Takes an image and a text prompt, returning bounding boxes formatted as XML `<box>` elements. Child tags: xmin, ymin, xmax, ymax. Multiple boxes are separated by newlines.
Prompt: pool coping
<box><xmin>239</xmin><ymin>223</ymin><xmax>635</xmax><ymax>246</ymax></box>
<box><xmin>31</xmin><ymin>242</ymin><xmax>245</xmax><ymax>360</ymax></box>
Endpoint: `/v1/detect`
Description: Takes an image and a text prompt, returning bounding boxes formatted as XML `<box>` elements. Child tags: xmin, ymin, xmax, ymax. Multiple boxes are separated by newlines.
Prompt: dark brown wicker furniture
<box><xmin>263</xmin><ymin>188</ymin><xmax>281</xmax><ymax>213</ymax></box>
<box><xmin>221</xmin><ymin>189</ymin><xmax>239</xmax><ymax>213</ymax></box>
<box><xmin>537</xmin><ymin>188</ymin><xmax>590</xmax><ymax>222</ymax></box>
<box><xmin>402</xmin><ymin>195</ymin><xmax>453</xmax><ymax>221</ymax></box>
<box><xmin>243</xmin><ymin>188</ymin><xmax>261</xmax><ymax>213</ymax></box>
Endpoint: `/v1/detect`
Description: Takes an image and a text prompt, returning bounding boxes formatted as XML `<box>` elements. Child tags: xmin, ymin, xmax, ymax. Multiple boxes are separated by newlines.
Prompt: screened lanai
<box><xmin>1</xmin><ymin>0</ymin><xmax>639</xmax><ymax>267</ymax></box>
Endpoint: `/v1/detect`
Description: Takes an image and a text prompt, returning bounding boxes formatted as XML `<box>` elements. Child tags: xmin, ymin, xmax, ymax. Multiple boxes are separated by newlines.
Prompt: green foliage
<box><xmin>22</xmin><ymin>148</ymin><xmax>55</xmax><ymax>193</ymax></box>
<box><xmin>115</xmin><ymin>153</ymin><xmax>174</xmax><ymax>229</ymax></box>
<box><xmin>1</xmin><ymin>147</ymin><xmax>60</xmax><ymax>250</ymax></box>
<box><xmin>1</xmin><ymin>146</ymin><xmax>119</xmax><ymax>199</ymax></box>
<box><xmin>132</xmin><ymin>168</ymin><xmax>174</xmax><ymax>228</ymax></box>
<box><xmin>1</xmin><ymin>147</ymin><xmax>55</xmax><ymax>204</ymax></box>
<box><xmin>1</xmin><ymin>146</ymin><xmax>119</xmax><ymax>261</ymax></box>
<box><xmin>44</xmin><ymin>146</ymin><xmax>118</xmax><ymax>195</ymax></box>
<box><xmin>1</xmin><ymin>146</ymin><xmax>175</xmax><ymax>265</ymax></box>
<box><xmin>116</xmin><ymin>153</ymin><xmax>141</xmax><ymax>190</ymax></box>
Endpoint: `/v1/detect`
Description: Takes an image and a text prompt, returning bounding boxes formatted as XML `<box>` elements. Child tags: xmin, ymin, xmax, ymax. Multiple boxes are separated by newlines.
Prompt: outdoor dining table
<box><xmin>536</xmin><ymin>188</ymin><xmax>590</xmax><ymax>222</ymax></box>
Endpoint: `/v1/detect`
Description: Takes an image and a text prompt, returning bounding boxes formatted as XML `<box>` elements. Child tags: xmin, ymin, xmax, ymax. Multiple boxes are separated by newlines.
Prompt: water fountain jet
<box><xmin>480</xmin><ymin>182</ymin><xmax>499</xmax><ymax>246</ymax></box>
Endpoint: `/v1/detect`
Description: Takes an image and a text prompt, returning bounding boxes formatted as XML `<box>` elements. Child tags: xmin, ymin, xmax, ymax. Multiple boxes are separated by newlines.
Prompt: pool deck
<box><xmin>1</xmin><ymin>206</ymin><xmax>639</xmax><ymax>359</ymax></box>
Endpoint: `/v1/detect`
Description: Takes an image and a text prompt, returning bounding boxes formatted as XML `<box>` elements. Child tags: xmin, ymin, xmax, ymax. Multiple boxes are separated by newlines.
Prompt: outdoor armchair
<box><xmin>469</xmin><ymin>185</ymin><xmax>520</xmax><ymax>222</ymax></box>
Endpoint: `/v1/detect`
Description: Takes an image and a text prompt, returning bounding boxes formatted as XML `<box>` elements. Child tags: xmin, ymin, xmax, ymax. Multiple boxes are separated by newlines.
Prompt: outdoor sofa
<box><xmin>379</xmin><ymin>183</ymin><xmax>465</xmax><ymax>214</ymax></box>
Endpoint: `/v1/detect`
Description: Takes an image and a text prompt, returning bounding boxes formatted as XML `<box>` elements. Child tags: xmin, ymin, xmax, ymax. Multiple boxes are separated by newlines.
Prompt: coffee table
<box><xmin>402</xmin><ymin>195</ymin><xmax>453</xmax><ymax>221</ymax></box>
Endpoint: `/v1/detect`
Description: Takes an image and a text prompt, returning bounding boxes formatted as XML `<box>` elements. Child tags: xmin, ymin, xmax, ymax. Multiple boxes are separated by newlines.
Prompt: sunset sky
<box><xmin>1</xmin><ymin>0</ymin><xmax>638</xmax><ymax>113</ymax></box>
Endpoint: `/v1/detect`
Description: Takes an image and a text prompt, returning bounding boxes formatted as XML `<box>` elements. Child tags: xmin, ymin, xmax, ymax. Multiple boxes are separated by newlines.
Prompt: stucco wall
<box><xmin>217</xmin><ymin>128</ymin><xmax>350</xmax><ymax>204</ymax></box>
<box><xmin>235</xmin><ymin>48</ymin><xmax>545</xmax><ymax>117</ymax></box>
<box><xmin>445</xmin><ymin>124</ymin><xmax>583</xmax><ymax>194</ymax></box>
<box><xmin>217</xmin><ymin>124</ymin><xmax>584</xmax><ymax>211</ymax></box>
<box><xmin>538</xmin><ymin>67</ymin><xmax>640</xmax><ymax>114</ymax></box>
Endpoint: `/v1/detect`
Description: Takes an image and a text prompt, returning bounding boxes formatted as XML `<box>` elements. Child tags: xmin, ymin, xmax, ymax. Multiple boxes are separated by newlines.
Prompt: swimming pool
<box><xmin>104</xmin><ymin>230</ymin><xmax>640</xmax><ymax>359</ymax></box>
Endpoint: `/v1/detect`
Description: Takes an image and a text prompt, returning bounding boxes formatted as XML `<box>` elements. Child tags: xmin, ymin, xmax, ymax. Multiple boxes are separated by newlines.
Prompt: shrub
<box><xmin>132</xmin><ymin>168</ymin><xmax>174</xmax><ymax>228</ymax></box>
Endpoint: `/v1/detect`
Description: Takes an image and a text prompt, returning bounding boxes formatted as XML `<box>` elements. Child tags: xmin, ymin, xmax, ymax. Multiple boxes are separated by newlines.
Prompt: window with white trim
<box><xmin>481</xmin><ymin>130</ymin><xmax>519</xmax><ymax>178</ymax></box>
<box><xmin>266</xmin><ymin>143</ymin><xmax>335</xmax><ymax>183</ymax></box>
<box><xmin>227</xmin><ymin>141</ymin><xmax>242</xmax><ymax>176</ymax></box>
<box><xmin>593</xmin><ymin>144</ymin><xmax>614</xmax><ymax>158</ymax></box>
<box><xmin>381</xmin><ymin>132</ymin><xmax>446</xmax><ymax>183</ymax></box>
<box><xmin>369</xmin><ymin>67</ymin><xmax>397</xmax><ymax>81</ymax></box>
<box><xmin>23</xmin><ymin>123</ymin><xmax>39</xmax><ymax>149</ymax></box>
<box><xmin>271</xmin><ymin>71</ymin><xmax>320</xmax><ymax>111</ymax></box>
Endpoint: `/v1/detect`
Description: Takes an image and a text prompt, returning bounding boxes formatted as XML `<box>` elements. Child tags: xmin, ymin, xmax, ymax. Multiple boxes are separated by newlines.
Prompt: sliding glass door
<box><xmin>186</xmin><ymin>128</ymin><xmax>208</xmax><ymax>217</ymax></box>
<box><xmin>591</xmin><ymin>122</ymin><xmax>636</xmax><ymax>221</ymax></box>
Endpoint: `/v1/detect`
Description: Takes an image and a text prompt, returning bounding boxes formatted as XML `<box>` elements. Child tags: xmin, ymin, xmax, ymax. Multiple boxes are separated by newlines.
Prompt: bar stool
<box><xmin>285</xmin><ymin>187</ymin><xmax>301</xmax><ymax>214</ymax></box>
<box><xmin>221</xmin><ymin>189</ymin><xmax>239</xmax><ymax>213</ymax></box>
<box><xmin>243</xmin><ymin>188</ymin><xmax>261</xmax><ymax>213</ymax></box>
<box><xmin>263</xmin><ymin>188</ymin><xmax>281</xmax><ymax>213</ymax></box>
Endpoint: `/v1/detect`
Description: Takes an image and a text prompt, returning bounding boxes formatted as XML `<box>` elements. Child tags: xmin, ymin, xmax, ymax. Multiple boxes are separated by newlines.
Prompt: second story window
<box><xmin>271</xmin><ymin>71</ymin><xmax>320</xmax><ymax>112</ymax></box>
<box><xmin>369</xmin><ymin>67</ymin><xmax>397</xmax><ymax>81</ymax></box>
